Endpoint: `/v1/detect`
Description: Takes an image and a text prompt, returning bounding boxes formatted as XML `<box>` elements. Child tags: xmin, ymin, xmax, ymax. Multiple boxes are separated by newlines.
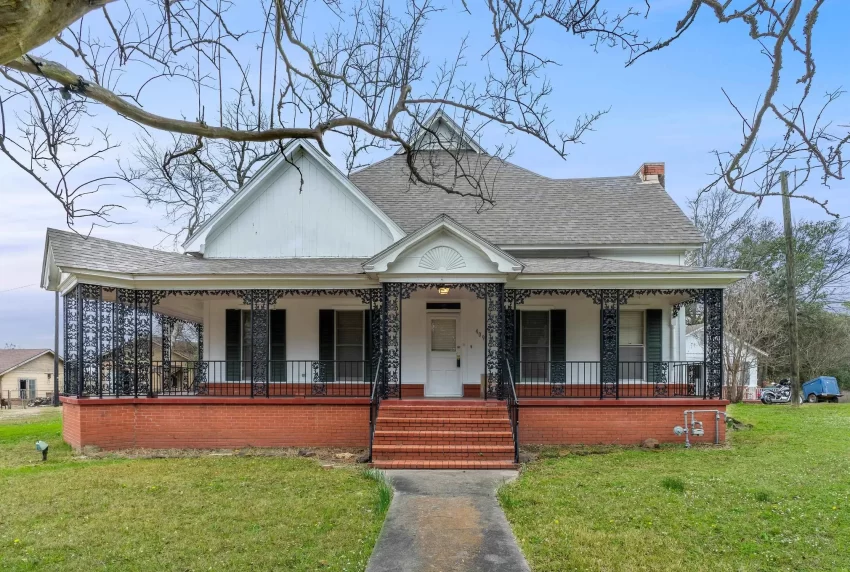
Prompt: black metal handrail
<box><xmin>368</xmin><ymin>351</ymin><xmax>384</xmax><ymax>462</ymax></box>
<box><xmin>504</xmin><ymin>356</ymin><xmax>520</xmax><ymax>463</ymax></box>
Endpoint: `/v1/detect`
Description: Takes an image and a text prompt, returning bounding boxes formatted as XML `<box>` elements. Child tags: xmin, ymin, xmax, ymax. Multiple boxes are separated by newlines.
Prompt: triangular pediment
<box><xmin>402</xmin><ymin>109</ymin><xmax>484</xmax><ymax>154</ymax></box>
<box><xmin>182</xmin><ymin>140</ymin><xmax>405</xmax><ymax>257</ymax></box>
<box><xmin>364</xmin><ymin>215</ymin><xmax>522</xmax><ymax>274</ymax></box>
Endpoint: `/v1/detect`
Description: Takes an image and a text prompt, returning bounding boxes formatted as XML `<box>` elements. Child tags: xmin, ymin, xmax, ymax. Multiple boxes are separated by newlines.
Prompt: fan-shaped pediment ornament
<box><xmin>419</xmin><ymin>246</ymin><xmax>466</xmax><ymax>271</ymax></box>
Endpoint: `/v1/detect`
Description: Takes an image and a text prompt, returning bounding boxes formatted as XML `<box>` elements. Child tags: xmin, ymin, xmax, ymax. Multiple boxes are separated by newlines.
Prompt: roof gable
<box><xmin>183</xmin><ymin>140</ymin><xmax>405</xmax><ymax>256</ymax></box>
<box><xmin>405</xmin><ymin>109</ymin><xmax>484</xmax><ymax>154</ymax></box>
<box><xmin>0</xmin><ymin>349</ymin><xmax>59</xmax><ymax>376</ymax></box>
<box><xmin>364</xmin><ymin>215</ymin><xmax>522</xmax><ymax>274</ymax></box>
<box><xmin>686</xmin><ymin>325</ymin><xmax>768</xmax><ymax>357</ymax></box>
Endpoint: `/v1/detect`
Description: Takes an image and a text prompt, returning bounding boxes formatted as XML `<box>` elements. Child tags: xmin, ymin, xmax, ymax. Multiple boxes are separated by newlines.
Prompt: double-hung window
<box><xmin>335</xmin><ymin>311</ymin><xmax>364</xmax><ymax>381</ymax></box>
<box><xmin>520</xmin><ymin>311</ymin><xmax>550</xmax><ymax>381</ymax></box>
<box><xmin>618</xmin><ymin>310</ymin><xmax>645</xmax><ymax>381</ymax></box>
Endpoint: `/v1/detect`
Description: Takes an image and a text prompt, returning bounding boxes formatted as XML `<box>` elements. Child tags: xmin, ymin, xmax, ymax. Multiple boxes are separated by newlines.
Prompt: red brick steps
<box><xmin>371</xmin><ymin>400</ymin><xmax>517</xmax><ymax>469</ymax></box>
<box><xmin>370</xmin><ymin>460</ymin><xmax>517</xmax><ymax>470</ymax></box>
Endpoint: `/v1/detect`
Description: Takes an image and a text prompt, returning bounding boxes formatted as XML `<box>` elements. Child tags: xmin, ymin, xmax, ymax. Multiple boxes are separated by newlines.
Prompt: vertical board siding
<box><xmin>204</xmin><ymin>151</ymin><xmax>395</xmax><ymax>258</ymax></box>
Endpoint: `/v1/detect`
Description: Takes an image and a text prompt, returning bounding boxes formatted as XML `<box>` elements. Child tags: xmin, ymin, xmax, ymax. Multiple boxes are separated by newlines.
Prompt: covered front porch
<box><xmin>59</xmin><ymin>284</ymin><xmax>725</xmax><ymax>403</ymax></box>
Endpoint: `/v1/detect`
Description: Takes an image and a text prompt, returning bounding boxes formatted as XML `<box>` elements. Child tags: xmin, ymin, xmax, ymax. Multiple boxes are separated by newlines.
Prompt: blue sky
<box><xmin>1</xmin><ymin>0</ymin><xmax>849</xmax><ymax>348</ymax></box>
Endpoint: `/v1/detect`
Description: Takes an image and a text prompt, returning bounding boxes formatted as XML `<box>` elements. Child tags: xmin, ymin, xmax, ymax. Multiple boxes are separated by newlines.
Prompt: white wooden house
<box><xmin>41</xmin><ymin>112</ymin><xmax>746</xmax><ymax>467</ymax></box>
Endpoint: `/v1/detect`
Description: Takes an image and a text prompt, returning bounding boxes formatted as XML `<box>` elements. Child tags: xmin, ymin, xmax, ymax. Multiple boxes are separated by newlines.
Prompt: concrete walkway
<box><xmin>366</xmin><ymin>470</ymin><xmax>530</xmax><ymax>572</ymax></box>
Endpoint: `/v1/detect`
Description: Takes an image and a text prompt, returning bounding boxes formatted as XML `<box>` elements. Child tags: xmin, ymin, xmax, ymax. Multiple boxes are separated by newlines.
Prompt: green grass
<box><xmin>0</xmin><ymin>410</ymin><xmax>388</xmax><ymax>571</ymax></box>
<box><xmin>500</xmin><ymin>404</ymin><xmax>850</xmax><ymax>572</ymax></box>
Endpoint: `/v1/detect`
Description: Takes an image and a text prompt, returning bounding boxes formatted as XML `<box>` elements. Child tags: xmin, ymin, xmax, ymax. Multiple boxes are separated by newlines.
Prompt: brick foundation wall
<box><xmin>60</xmin><ymin>397</ymin><xmax>370</xmax><ymax>450</ymax></box>
<box><xmin>519</xmin><ymin>399</ymin><xmax>727</xmax><ymax>445</ymax></box>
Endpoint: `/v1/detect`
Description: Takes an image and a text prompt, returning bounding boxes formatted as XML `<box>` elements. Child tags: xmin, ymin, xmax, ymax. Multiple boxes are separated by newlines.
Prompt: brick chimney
<box><xmin>635</xmin><ymin>162</ymin><xmax>665</xmax><ymax>187</ymax></box>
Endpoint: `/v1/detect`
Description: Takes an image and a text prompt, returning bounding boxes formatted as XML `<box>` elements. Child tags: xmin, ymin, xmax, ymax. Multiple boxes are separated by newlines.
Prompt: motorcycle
<box><xmin>760</xmin><ymin>379</ymin><xmax>803</xmax><ymax>404</ymax></box>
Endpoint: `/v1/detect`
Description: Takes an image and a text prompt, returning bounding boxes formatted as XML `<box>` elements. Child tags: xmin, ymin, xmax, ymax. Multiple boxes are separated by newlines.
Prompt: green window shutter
<box><xmin>646</xmin><ymin>309</ymin><xmax>662</xmax><ymax>384</ymax></box>
<box><xmin>319</xmin><ymin>309</ymin><xmax>335</xmax><ymax>382</ymax></box>
<box><xmin>225</xmin><ymin>309</ymin><xmax>241</xmax><ymax>382</ymax></box>
<box><xmin>270</xmin><ymin>310</ymin><xmax>286</xmax><ymax>382</ymax></box>
<box><xmin>550</xmin><ymin>310</ymin><xmax>567</xmax><ymax>384</ymax></box>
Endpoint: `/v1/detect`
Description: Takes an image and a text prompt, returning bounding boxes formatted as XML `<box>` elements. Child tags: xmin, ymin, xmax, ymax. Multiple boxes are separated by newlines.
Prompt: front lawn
<box><xmin>500</xmin><ymin>404</ymin><xmax>850</xmax><ymax>572</ymax></box>
<box><xmin>0</xmin><ymin>409</ymin><xmax>388</xmax><ymax>571</ymax></box>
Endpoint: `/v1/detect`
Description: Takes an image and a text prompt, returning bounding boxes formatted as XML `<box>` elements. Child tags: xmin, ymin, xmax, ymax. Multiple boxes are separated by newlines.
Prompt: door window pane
<box><xmin>430</xmin><ymin>319</ymin><xmax>456</xmax><ymax>352</ymax></box>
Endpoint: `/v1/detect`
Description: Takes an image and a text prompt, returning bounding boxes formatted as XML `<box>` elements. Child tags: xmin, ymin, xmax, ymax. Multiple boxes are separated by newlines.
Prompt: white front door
<box><xmin>427</xmin><ymin>315</ymin><xmax>461</xmax><ymax>397</ymax></box>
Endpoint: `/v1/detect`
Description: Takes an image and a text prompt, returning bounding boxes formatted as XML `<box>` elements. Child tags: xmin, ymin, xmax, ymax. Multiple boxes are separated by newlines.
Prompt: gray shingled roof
<box><xmin>0</xmin><ymin>349</ymin><xmax>57</xmax><ymax>375</ymax></box>
<box><xmin>349</xmin><ymin>152</ymin><xmax>704</xmax><ymax>246</ymax></box>
<box><xmin>47</xmin><ymin>229</ymin><xmax>367</xmax><ymax>275</ymax></box>
<box><xmin>518</xmin><ymin>258</ymin><xmax>726</xmax><ymax>274</ymax></box>
<box><xmin>47</xmin><ymin>229</ymin><xmax>727</xmax><ymax>277</ymax></box>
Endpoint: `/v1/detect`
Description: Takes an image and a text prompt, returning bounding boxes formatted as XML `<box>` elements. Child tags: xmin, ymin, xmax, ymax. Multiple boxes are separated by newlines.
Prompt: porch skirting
<box><xmin>60</xmin><ymin>396</ymin><xmax>726</xmax><ymax>451</ymax></box>
<box><xmin>60</xmin><ymin>396</ymin><xmax>371</xmax><ymax>450</ymax></box>
<box><xmin>520</xmin><ymin>399</ymin><xmax>727</xmax><ymax>445</ymax></box>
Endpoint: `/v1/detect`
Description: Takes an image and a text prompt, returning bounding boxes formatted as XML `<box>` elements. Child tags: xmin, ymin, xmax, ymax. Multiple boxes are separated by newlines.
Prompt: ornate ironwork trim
<box><xmin>382</xmin><ymin>283</ymin><xmax>402</xmax><ymax>398</ymax></box>
<box><xmin>397</xmin><ymin>283</ymin><xmax>489</xmax><ymax>300</ymax></box>
<box><xmin>703</xmin><ymin>288</ymin><xmax>723</xmax><ymax>399</ymax></box>
<box><xmin>599</xmin><ymin>290</ymin><xmax>620</xmax><ymax>399</ymax></box>
<box><xmin>63</xmin><ymin>286</ymin><xmax>79</xmax><ymax>396</ymax></box>
<box><xmin>249</xmin><ymin>290</ymin><xmax>271</xmax><ymax>396</ymax></box>
<box><xmin>484</xmin><ymin>283</ymin><xmax>505</xmax><ymax>399</ymax></box>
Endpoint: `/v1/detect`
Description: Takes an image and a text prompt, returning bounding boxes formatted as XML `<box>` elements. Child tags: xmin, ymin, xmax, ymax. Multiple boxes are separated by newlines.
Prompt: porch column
<box><xmin>160</xmin><ymin>315</ymin><xmax>176</xmax><ymax>392</ymax></box>
<box><xmin>484</xmin><ymin>283</ymin><xmax>505</xmax><ymax>399</ymax></box>
<box><xmin>113</xmin><ymin>289</ymin><xmax>154</xmax><ymax>397</ymax></box>
<box><xmin>78</xmin><ymin>284</ymin><xmax>103</xmax><ymax>398</ymax></box>
<box><xmin>196</xmin><ymin>323</ymin><xmax>204</xmax><ymax>360</ymax></box>
<box><xmin>703</xmin><ymin>288</ymin><xmax>724</xmax><ymax>399</ymax></box>
<box><xmin>598</xmin><ymin>290</ymin><xmax>620</xmax><ymax>399</ymax></box>
<box><xmin>368</xmin><ymin>289</ymin><xmax>383</xmax><ymax>390</ymax></box>
<box><xmin>245</xmin><ymin>290</ymin><xmax>273</xmax><ymax>397</ymax></box>
<box><xmin>381</xmin><ymin>282</ymin><xmax>402</xmax><ymax>398</ymax></box>
<box><xmin>503</xmin><ymin>290</ymin><xmax>520</xmax><ymax>388</ymax></box>
<box><xmin>63</xmin><ymin>285</ymin><xmax>80</xmax><ymax>396</ymax></box>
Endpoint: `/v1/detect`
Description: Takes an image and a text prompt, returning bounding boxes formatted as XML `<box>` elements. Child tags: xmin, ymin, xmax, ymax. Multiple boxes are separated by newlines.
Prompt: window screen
<box><xmin>430</xmin><ymin>319</ymin><xmax>456</xmax><ymax>352</ymax></box>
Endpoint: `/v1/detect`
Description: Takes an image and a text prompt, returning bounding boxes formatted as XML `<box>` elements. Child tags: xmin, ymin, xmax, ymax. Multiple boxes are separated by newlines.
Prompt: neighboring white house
<box><xmin>686</xmin><ymin>324</ymin><xmax>766</xmax><ymax>400</ymax></box>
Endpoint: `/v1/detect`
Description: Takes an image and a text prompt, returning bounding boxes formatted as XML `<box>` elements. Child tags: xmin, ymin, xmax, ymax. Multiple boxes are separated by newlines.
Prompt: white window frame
<box><xmin>619</xmin><ymin>310</ymin><xmax>645</xmax><ymax>383</ymax></box>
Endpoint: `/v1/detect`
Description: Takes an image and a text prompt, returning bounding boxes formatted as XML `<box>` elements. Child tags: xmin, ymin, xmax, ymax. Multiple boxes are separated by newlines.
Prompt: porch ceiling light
<box><xmin>438</xmin><ymin>287</ymin><xmax>450</xmax><ymax>295</ymax></box>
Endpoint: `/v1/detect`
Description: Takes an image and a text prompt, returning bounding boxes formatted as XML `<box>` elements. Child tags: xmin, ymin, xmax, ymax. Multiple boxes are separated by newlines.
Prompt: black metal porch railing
<box><xmin>617</xmin><ymin>361</ymin><xmax>705</xmax><ymax>398</ymax></box>
<box><xmin>67</xmin><ymin>360</ymin><xmax>375</xmax><ymax>398</ymax></box>
<box><xmin>516</xmin><ymin>361</ymin><xmax>707</xmax><ymax>398</ymax></box>
<box><xmin>515</xmin><ymin>361</ymin><xmax>601</xmax><ymax>398</ymax></box>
